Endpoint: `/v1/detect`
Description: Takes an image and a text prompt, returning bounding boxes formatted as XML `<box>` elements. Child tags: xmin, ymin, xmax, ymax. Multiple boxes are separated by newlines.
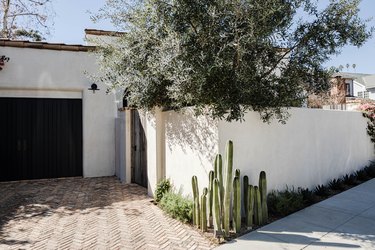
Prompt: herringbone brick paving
<box><xmin>0</xmin><ymin>177</ymin><xmax>215</xmax><ymax>250</ymax></box>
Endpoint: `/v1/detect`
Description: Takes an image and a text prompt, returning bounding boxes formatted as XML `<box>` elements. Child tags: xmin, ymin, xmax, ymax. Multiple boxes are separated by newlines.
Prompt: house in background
<box><xmin>313</xmin><ymin>72</ymin><xmax>375</xmax><ymax>110</ymax></box>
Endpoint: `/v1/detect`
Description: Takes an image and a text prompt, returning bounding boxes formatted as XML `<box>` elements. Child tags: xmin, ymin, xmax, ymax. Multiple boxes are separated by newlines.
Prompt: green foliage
<box><xmin>298</xmin><ymin>188</ymin><xmax>316</xmax><ymax>206</ymax></box>
<box><xmin>364</xmin><ymin>164</ymin><xmax>375</xmax><ymax>178</ymax></box>
<box><xmin>155</xmin><ymin>179</ymin><xmax>171</xmax><ymax>202</ymax></box>
<box><xmin>342</xmin><ymin>174</ymin><xmax>357</xmax><ymax>186</ymax></box>
<box><xmin>355</xmin><ymin>169</ymin><xmax>370</xmax><ymax>181</ymax></box>
<box><xmin>314</xmin><ymin>185</ymin><xmax>330</xmax><ymax>197</ymax></box>
<box><xmin>159</xmin><ymin>192</ymin><xmax>193</xmax><ymax>223</ymax></box>
<box><xmin>94</xmin><ymin>0</ymin><xmax>372</xmax><ymax>122</ymax></box>
<box><xmin>267</xmin><ymin>187</ymin><xmax>305</xmax><ymax>217</ymax></box>
<box><xmin>328</xmin><ymin>178</ymin><xmax>345</xmax><ymax>191</ymax></box>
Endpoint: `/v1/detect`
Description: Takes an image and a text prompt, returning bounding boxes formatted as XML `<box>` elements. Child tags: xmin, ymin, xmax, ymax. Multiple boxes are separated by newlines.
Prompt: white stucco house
<box><xmin>0</xmin><ymin>31</ymin><xmax>119</xmax><ymax>182</ymax></box>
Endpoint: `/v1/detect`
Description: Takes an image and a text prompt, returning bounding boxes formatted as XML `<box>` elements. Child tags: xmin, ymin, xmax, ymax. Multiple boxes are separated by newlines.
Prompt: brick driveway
<box><xmin>0</xmin><ymin>177</ymin><xmax>215</xmax><ymax>250</ymax></box>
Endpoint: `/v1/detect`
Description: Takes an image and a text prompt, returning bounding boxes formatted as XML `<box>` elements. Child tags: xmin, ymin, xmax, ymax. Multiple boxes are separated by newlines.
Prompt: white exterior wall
<box><xmin>0</xmin><ymin>46</ymin><xmax>116</xmax><ymax>177</ymax></box>
<box><xmin>353</xmin><ymin>81</ymin><xmax>366</xmax><ymax>97</ymax></box>
<box><xmin>153</xmin><ymin>108</ymin><xmax>374</xmax><ymax>196</ymax></box>
<box><xmin>163</xmin><ymin>109</ymin><xmax>219</xmax><ymax>196</ymax></box>
<box><xmin>218</xmin><ymin>108</ymin><xmax>374</xmax><ymax>191</ymax></box>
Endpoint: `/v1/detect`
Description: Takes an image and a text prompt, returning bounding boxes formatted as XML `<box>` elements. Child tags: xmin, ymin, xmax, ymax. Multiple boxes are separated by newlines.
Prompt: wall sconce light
<box><xmin>0</xmin><ymin>55</ymin><xmax>10</xmax><ymax>71</ymax></box>
<box><xmin>88</xmin><ymin>83</ymin><xmax>100</xmax><ymax>93</ymax></box>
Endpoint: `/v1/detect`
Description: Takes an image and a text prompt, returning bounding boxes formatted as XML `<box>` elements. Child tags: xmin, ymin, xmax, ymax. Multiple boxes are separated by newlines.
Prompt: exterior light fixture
<box><xmin>88</xmin><ymin>83</ymin><xmax>100</xmax><ymax>93</ymax></box>
<box><xmin>0</xmin><ymin>55</ymin><xmax>10</xmax><ymax>71</ymax></box>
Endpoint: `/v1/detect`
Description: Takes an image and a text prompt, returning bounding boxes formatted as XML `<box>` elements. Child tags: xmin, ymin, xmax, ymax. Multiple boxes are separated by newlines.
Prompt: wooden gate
<box><xmin>130</xmin><ymin>109</ymin><xmax>148</xmax><ymax>187</ymax></box>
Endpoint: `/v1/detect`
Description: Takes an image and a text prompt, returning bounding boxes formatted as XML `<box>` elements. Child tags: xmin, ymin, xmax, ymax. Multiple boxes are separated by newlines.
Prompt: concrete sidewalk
<box><xmin>217</xmin><ymin>179</ymin><xmax>375</xmax><ymax>250</ymax></box>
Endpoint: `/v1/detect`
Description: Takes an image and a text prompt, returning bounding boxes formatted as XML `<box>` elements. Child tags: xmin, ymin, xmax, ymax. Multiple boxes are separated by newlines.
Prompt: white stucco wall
<box><xmin>0</xmin><ymin>46</ymin><xmax>116</xmax><ymax>177</ymax></box>
<box><xmin>163</xmin><ymin>108</ymin><xmax>219</xmax><ymax>196</ymax></box>
<box><xmin>218</xmin><ymin>108</ymin><xmax>374</xmax><ymax>191</ymax></box>
<box><xmin>353</xmin><ymin>81</ymin><xmax>366</xmax><ymax>97</ymax></box>
<box><xmin>154</xmin><ymin>108</ymin><xmax>374</xmax><ymax>196</ymax></box>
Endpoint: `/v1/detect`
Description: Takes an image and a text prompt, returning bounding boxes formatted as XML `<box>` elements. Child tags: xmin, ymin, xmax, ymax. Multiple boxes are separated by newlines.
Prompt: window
<box><xmin>364</xmin><ymin>91</ymin><xmax>369</xmax><ymax>99</ymax></box>
<box><xmin>346</xmin><ymin>83</ymin><xmax>351</xmax><ymax>96</ymax></box>
<box><xmin>358</xmin><ymin>91</ymin><xmax>363</xmax><ymax>98</ymax></box>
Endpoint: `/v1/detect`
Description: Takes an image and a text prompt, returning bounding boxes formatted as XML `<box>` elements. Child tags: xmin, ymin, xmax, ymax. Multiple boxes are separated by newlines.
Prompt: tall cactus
<box><xmin>214</xmin><ymin>154</ymin><xmax>224</xmax><ymax>213</ymax></box>
<box><xmin>192</xmin><ymin>176</ymin><xmax>200</xmax><ymax>227</ymax></box>
<box><xmin>213</xmin><ymin>178</ymin><xmax>222</xmax><ymax>237</ymax></box>
<box><xmin>235</xmin><ymin>169</ymin><xmax>240</xmax><ymax>178</ymax></box>
<box><xmin>201</xmin><ymin>188</ymin><xmax>208</xmax><ymax>232</ymax></box>
<box><xmin>223</xmin><ymin>140</ymin><xmax>233</xmax><ymax>236</ymax></box>
<box><xmin>247</xmin><ymin>185</ymin><xmax>255</xmax><ymax>228</ymax></box>
<box><xmin>233</xmin><ymin>176</ymin><xmax>241</xmax><ymax>233</ymax></box>
<box><xmin>243</xmin><ymin>175</ymin><xmax>249</xmax><ymax>223</ymax></box>
<box><xmin>259</xmin><ymin>171</ymin><xmax>268</xmax><ymax>223</ymax></box>
<box><xmin>254</xmin><ymin>186</ymin><xmax>263</xmax><ymax>226</ymax></box>
<box><xmin>208</xmin><ymin>171</ymin><xmax>214</xmax><ymax>227</ymax></box>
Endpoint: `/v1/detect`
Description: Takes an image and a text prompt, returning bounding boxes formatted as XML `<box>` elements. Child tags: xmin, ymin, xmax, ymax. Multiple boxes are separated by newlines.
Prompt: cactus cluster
<box><xmin>191</xmin><ymin>140</ymin><xmax>268</xmax><ymax>238</ymax></box>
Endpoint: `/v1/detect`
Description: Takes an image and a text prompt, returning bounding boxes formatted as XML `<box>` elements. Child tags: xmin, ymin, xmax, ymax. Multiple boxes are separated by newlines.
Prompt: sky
<box><xmin>48</xmin><ymin>0</ymin><xmax>375</xmax><ymax>74</ymax></box>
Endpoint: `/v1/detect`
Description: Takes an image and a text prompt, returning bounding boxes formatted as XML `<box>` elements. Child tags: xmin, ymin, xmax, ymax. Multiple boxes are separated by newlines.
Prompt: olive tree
<box><xmin>93</xmin><ymin>0</ymin><xmax>372</xmax><ymax>122</ymax></box>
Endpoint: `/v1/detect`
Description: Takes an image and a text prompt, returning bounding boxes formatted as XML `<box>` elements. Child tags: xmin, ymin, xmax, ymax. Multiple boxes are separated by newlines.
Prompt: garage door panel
<box><xmin>0</xmin><ymin>97</ymin><xmax>82</xmax><ymax>181</ymax></box>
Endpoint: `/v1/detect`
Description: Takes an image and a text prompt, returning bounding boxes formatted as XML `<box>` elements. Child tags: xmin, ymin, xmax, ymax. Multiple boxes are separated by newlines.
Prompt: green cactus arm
<box><xmin>247</xmin><ymin>185</ymin><xmax>254</xmax><ymax>227</ymax></box>
<box><xmin>213</xmin><ymin>179</ymin><xmax>222</xmax><ymax>234</ymax></box>
<box><xmin>223</xmin><ymin>140</ymin><xmax>233</xmax><ymax>236</ymax></box>
<box><xmin>233</xmin><ymin>176</ymin><xmax>241</xmax><ymax>233</ymax></box>
<box><xmin>201</xmin><ymin>188</ymin><xmax>208</xmax><ymax>232</ymax></box>
<box><xmin>208</xmin><ymin>171</ymin><xmax>214</xmax><ymax>217</ymax></box>
<box><xmin>259</xmin><ymin>171</ymin><xmax>268</xmax><ymax>223</ymax></box>
<box><xmin>243</xmin><ymin>175</ymin><xmax>249</xmax><ymax>223</ymax></box>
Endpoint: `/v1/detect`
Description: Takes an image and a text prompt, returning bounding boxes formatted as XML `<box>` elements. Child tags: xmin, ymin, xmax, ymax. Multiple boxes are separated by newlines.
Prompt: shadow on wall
<box><xmin>163</xmin><ymin>108</ymin><xmax>219</xmax><ymax>166</ymax></box>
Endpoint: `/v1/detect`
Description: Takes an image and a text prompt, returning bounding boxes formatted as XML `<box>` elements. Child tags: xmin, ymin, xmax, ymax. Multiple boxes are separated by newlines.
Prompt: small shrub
<box><xmin>155</xmin><ymin>179</ymin><xmax>172</xmax><ymax>202</ymax></box>
<box><xmin>328</xmin><ymin>178</ymin><xmax>345</xmax><ymax>191</ymax></box>
<box><xmin>355</xmin><ymin>169</ymin><xmax>370</xmax><ymax>181</ymax></box>
<box><xmin>267</xmin><ymin>187</ymin><xmax>305</xmax><ymax>217</ymax></box>
<box><xmin>342</xmin><ymin>174</ymin><xmax>357</xmax><ymax>186</ymax></box>
<box><xmin>159</xmin><ymin>192</ymin><xmax>193</xmax><ymax>223</ymax></box>
<box><xmin>314</xmin><ymin>185</ymin><xmax>330</xmax><ymax>197</ymax></box>
<box><xmin>364</xmin><ymin>164</ymin><xmax>375</xmax><ymax>178</ymax></box>
<box><xmin>298</xmin><ymin>188</ymin><xmax>316</xmax><ymax>206</ymax></box>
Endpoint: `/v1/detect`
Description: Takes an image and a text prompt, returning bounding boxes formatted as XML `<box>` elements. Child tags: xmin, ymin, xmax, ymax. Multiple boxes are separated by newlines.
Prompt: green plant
<box><xmin>214</xmin><ymin>154</ymin><xmax>224</xmax><ymax>212</ymax></box>
<box><xmin>155</xmin><ymin>179</ymin><xmax>172</xmax><ymax>202</ymax></box>
<box><xmin>223</xmin><ymin>140</ymin><xmax>233</xmax><ymax>236</ymax></box>
<box><xmin>192</xmin><ymin>176</ymin><xmax>200</xmax><ymax>227</ymax></box>
<box><xmin>201</xmin><ymin>188</ymin><xmax>208</xmax><ymax>232</ymax></box>
<box><xmin>328</xmin><ymin>178</ymin><xmax>345</xmax><ymax>191</ymax></box>
<box><xmin>267</xmin><ymin>187</ymin><xmax>305</xmax><ymax>217</ymax></box>
<box><xmin>96</xmin><ymin>0</ymin><xmax>372</xmax><ymax>122</ymax></box>
<box><xmin>247</xmin><ymin>185</ymin><xmax>255</xmax><ymax>227</ymax></box>
<box><xmin>342</xmin><ymin>173</ymin><xmax>357</xmax><ymax>186</ymax></box>
<box><xmin>254</xmin><ymin>186</ymin><xmax>263</xmax><ymax>225</ymax></box>
<box><xmin>233</xmin><ymin>176</ymin><xmax>241</xmax><ymax>233</ymax></box>
<box><xmin>213</xmin><ymin>178</ymin><xmax>222</xmax><ymax>237</ymax></box>
<box><xmin>298</xmin><ymin>188</ymin><xmax>316</xmax><ymax>206</ymax></box>
<box><xmin>356</xmin><ymin>169</ymin><xmax>370</xmax><ymax>181</ymax></box>
<box><xmin>364</xmin><ymin>164</ymin><xmax>375</xmax><ymax>178</ymax></box>
<box><xmin>159</xmin><ymin>192</ymin><xmax>193</xmax><ymax>223</ymax></box>
<box><xmin>314</xmin><ymin>185</ymin><xmax>330</xmax><ymax>197</ymax></box>
<box><xmin>208</xmin><ymin>170</ymin><xmax>214</xmax><ymax>226</ymax></box>
<box><xmin>243</xmin><ymin>175</ymin><xmax>249</xmax><ymax>224</ymax></box>
<box><xmin>259</xmin><ymin>171</ymin><xmax>268</xmax><ymax>223</ymax></box>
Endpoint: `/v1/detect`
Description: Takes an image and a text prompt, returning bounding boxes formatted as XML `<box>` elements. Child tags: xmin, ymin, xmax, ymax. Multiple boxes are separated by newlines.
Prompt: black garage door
<box><xmin>0</xmin><ymin>97</ymin><xmax>82</xmax><ymax>181</ymax></box>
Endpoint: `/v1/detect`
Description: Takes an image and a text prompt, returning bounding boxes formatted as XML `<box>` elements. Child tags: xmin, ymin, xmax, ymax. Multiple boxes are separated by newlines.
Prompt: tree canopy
<box><xmin>1</xmin><ymin>0</ymin><xmax>54</xmax><ymax>41</ymax></box>
<box><xmin>94</xmin><ymin>0</ymin><xmax>372</xmax><ymax>122</ymax></box>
